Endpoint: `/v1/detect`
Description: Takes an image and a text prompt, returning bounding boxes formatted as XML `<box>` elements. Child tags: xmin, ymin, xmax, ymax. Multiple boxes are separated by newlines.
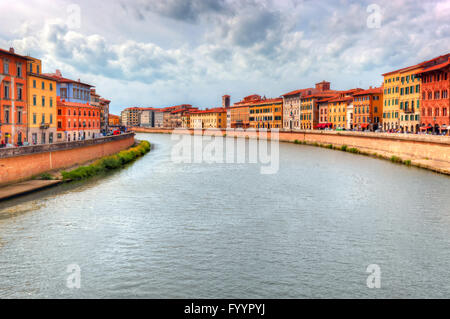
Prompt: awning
<box><xmin>420</xmin><ymin>126</ymin><xmax>431</xmax><ymax>130</ymax></box>
<box><xmin>360</xmin><ymin>124</ymin><xmax>369</xmax><ymax>128</ymax></box>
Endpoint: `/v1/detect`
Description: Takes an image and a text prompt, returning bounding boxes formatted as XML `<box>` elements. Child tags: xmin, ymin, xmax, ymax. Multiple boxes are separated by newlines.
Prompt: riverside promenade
<box><xmin>133</xmin><ymin>127</ymin><xmax>450</xmax><ymax>175</ymax></box>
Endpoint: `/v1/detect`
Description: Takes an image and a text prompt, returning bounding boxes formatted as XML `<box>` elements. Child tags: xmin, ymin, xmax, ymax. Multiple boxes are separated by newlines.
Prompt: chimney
<box><xmin>55</xmin><ymin>69</ymin><xmax>62</xmax><ymax>77</ymax></box>
<box><xmin>9</xmin><ymin>47</ymin><xmax>14</xmax><ymax>54</ymax></box>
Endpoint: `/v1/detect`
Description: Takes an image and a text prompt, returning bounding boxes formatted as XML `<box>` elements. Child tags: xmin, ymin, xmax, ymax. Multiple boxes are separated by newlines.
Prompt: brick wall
<box><xmin>0</xmin><ymin>133</ymin><xmax>135</xmax><ymax>186</ymax></box>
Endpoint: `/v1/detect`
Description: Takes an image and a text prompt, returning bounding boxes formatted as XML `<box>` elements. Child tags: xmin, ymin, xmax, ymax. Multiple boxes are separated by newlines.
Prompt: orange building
<box><xmin>56</xmin><ymin>97</ymin><xmax>101</xmax><ymax>142</ymax></box>
<box><xmin>0</xmin><ymin>47</ymin><xmax>30</xmax><ymax>145</ymax></box>
<box><xmin>416</xmin><ymin>54</ymin><xmax>450</xmax><ymax>134</ymax></box>
<box><xmin>109</xmin><ymin>114</ymin><xmax>120</xmax><ymax>126</ymax></box>
<box><xmin>231</xmin><ymin>95</ymin><xmax>282</xmax><ymax>129</ymax></box>
<box><xmin>352</xmin><ymin>87</ymin><xmax>383</xmax><ymax>131</ymax></box>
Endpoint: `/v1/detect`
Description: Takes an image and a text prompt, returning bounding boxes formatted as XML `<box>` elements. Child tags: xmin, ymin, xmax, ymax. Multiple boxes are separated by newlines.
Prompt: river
<box><xmin>1</xmin><ymin>133</ymin><xmax>450</xmax><ymax>298</ymax></box>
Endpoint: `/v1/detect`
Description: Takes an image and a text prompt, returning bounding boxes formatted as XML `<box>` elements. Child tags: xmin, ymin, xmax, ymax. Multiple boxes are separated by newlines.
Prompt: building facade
<box><xmin>249</xmin><ymin>98</ymin><xmax>283</xmax><ymax>129</ymax></box>
<box><xmin>417</xmin><ymin>54</ymin><xmax>450</xmax><ymax>134</ymax></box>
<box><xmin>352</xmin><ymin>87</ymin><xmax>383</xmax><ymax>131</ymax></box>
<box><xmin>140</xmin><ymin>108</ymin><xmax>155</xmax><ymax>127</ymax></box>
<box><xmin>121</xmin><ymin>108</ymin><xmax>141</xmax><ymax>127</ymax></box>
<box><xmin>282</xmin><ymin>88</ymin><xmax>315</xmax><ymax>130</ymax></box>
<box><xmin>26</xmin><ymin>57</ymin><xmax>57</xmax><ymax>145</ymax></box>
<box><xmin>56</xmin><ymin>98</ymin><xmax>101</xmax><ymax>142</ymax></box>
<box><xmin>0</xmin><ymin>48</ymin><xmax>29</xmax><ymax>145</ymax></box>
<box><xmin>190</xmin><ymin>108</ymin><xmax>227</xmax><ymax>129</ymax></box>
<box><xmin>382</xmin><ymin>64</ymin><xmax>421</xmax><ymax>133</ymax></box>
<box><xmin>109</xmin><ymin>114</ymin><xmax>120</xmax><ymax>126</ymax></box>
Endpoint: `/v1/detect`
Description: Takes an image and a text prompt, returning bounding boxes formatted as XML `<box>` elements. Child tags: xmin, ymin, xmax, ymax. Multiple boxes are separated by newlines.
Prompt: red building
<box><xmin>416</xmin><ymin>54</ymin><xmax>450</xmax><ymax>134</ymax></box>
<box><xmin>56</xmin><ymin>97</ymin><xmax>101</xmax><ymax>142</ymax></box>
<box><xmin>0</xmin><ymin>48</ymin><xmax>30</xmax><ymax>145</ymax></box>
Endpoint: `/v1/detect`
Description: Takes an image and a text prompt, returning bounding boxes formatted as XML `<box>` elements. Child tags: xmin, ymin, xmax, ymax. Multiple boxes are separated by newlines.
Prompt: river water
<box><xmin>1</xmin><ymin>133</ymin><xmax>450</xmax><ymax>298</ymax></box>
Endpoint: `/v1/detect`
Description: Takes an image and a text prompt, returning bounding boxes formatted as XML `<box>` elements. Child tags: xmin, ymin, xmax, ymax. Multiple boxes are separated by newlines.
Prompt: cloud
<box><xmin>3</xmin><ymin>0</ymin><xmax>450</xmax><ymax>110</ymax></box>
<box><xmin>121</xmin><ymin>0</ymin><xmax>228</xmax><ymax>23</ymax></box>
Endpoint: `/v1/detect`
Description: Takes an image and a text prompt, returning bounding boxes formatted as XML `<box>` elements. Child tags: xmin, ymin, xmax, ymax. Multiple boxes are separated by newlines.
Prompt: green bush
<box><xmin>404</xmin><ymin>160</ymin><xmax>412</xmax><ymax>166</ymax></box>
<box><xmin>347</xmin><ymin>147</ymin><xmax>360</xmax><ymax>154</ymax></box>
<box><xmin>294</xmin><ymin>139</ymin><xmax>301</xmax><ymax>144</ymax></box>
<box><xmin>390</xmin><ymin>156</ymin><xmax>403</xmax><ymax>164</ymax></box>
<box><xmin>340</xmin><ymin>145</ymin><xmax>348</xmax><ymax>152</ymax></box>
<box><xmin>39</xmin><ymin>173</ymin><xmax>54</xmax><ymax>180</ymax></box>
<box><xmin>61</xmin><ymin>140</ymin><xmax>151</xmax><ymax>181</ymax></box>
<box><xmin>326</xmin><ymin>144</ymin><xmax>333</xmax><ymax>149</ymax></box>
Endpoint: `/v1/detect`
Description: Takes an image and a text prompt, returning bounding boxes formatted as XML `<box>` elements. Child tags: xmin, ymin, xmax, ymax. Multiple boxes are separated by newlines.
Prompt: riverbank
<box><xmin>0</xmin><ymin>140</ymin><xmax>151</xmax><ymax>202</ymax></box>
<box><xmin>133</xmin><ymin>127</ymin><xmax>450</xmax><ymax>176</ymax></box>
<box><xmin>0</xmin><ymin>180</ymin><xmax>63</xmax><ymax>201</ymax></box>
<box><xmin>0</xmin><ymin>133</ymin><xmax>136</xmax><ymax>186</ymax></box>
<box><xmin>61</xmin><ymin>140</ymin><xmax>151</xmax><ymax>181</ymax></box>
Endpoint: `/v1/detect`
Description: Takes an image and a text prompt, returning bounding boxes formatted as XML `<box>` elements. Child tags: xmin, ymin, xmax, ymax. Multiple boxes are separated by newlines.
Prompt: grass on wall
<box><xmin>61</xmin><ymin>140</ymin><xmax>151</xmax><ymax>181</ymax></box>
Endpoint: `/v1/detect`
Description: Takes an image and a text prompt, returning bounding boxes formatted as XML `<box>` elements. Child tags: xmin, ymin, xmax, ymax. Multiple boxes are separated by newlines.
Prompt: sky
<box><xmin>0</xmin><ymin>0</ymin><xmax>449</xmax><ymax>115</ymax></box>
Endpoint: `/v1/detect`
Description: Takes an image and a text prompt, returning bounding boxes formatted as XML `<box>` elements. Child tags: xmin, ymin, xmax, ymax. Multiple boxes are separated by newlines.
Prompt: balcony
<box><xmin>403</xmin><ymin>107</ymin><xmax>415</xmax><ymax>114</ymax></box>
<box><xmin>40</xmin><ymin>123</ymin><xmax>50</xmax><ymax>129</ymax></box>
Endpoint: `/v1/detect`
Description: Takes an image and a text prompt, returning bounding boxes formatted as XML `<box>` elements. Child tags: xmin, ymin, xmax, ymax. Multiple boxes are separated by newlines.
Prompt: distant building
<box><xmin>121</xmin><ymin>108</ymin><xmax>141</xmax><ymax>127</ymax></box>
<box><xmin>189</xmin><ymin>108</ymin><xmax>227</xmax><ymax>129</ymax></box>
<box><xmin>140</xmin><ymin>108</ymin><xmax>157</xmax><ymax>127</ymax></box>
<box><xmin>282</xmin><ymin>88</ymin><xmax>316</xmax><ymax>130</ymax></box>
<box><xmin>109</xmin><ymin>114</ymin><xmax>120</xmax><ymax>126</ymax></box>
<box><xmin>154</xmin><ymin>110</ymin><xmax>164</xmax><ymax>128</ymax></box>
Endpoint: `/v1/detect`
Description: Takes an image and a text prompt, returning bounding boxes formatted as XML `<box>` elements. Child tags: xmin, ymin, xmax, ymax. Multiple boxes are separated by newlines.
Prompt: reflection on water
<box><xmin>1</xmin><ymin>133</ymin><xmax>450</xmax><ymax>298</ymax></box>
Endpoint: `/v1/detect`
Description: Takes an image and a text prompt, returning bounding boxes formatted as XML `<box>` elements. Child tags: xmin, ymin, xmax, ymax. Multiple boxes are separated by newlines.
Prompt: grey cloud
<box><xmin>122</xmin><ymin>0</ymin><xmax>229</xmax><ymax>23</ymax></box>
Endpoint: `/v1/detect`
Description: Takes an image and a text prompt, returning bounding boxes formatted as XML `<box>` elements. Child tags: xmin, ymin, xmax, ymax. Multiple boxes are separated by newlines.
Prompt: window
<box><xmin>17</xmin><ymin>63</ymin><xmax>22</xmax><ymax>77</ymax></box>
<box><xmin>50</xmin><ymin>114</ymin><xmax>53</xmax><ymax>124</ymax></box>
<box><xmin>33</xmin><ymin>113</ymin><xmax>37</xmax><ymax>124</ymax></box>
<box><xmin>4</xmin><ymin>108</ymin><xmax>10</xmax><ymax>123</ymax></box>
<box><xmin>33</xmin><ymin>95</ymin><xmax>37</xmax><ymax>106</ymax></box>
<box><xmin>42</xmin><ymin>96</ymin><xmax>45</xmax><ymax>107</ymax></box>
<box><xmin>37</xmin><ymin>65</ymin><xmax>40</xmax><ymax>74</ymax></box>
<box><xmin>50</xmin><ymin>83</ymin><xmax>53</xmax><ymax>91</ymax></box>
<box><xmin>33</xmin><ymin>80</ymin><xmax>37</xmax><ymax>88</ymax></box>
<box><xmin>3</xmin><ymin>59</ymin><xmax>9</xmax><ymax>74</ymax></box>
<box><xmin>17</xmin><ymin>109</ymin><xmax>22</xmax><ymax>124</ymax></box>
<box><xmin>50</xmin><ymin>98</ymin><xmax>53</xmax><ymax>107</ymax></box>
<box><xmin>17</xmin><ymin>85</ymin><xmax>23</xmax><ymax>101</ymax></box>
<box><xmin>4</xmin><ymin>82</ymin><xmax>10</xmax><ymax>99</ymax></box>
<box><xmin>42</xmin><ymin>81</ymin><xmax>45</xmax><ymax>90</ymax></box>
<box><xmin>60</xmin><ymin>88</ymin><xmax>67</xmax><ymax>98</ymax></box>
<box><xmin>49</xmin><ymin>133</ymin><xmax>53</xmax><ymax>144</ymax></box>
<box><xmin>435</xmin><ymin>91</ymin><xmax>440</xmax><ymax>99</ymax></box>
<box><xmin>58</xmin><ymin>121</ymin><xmax>62</xmax><ymax>129</ymax></box>
<box><xmin>41</xmin><ymin>114</ymin><xmax>45</xmax><ymax>124</ymax></box>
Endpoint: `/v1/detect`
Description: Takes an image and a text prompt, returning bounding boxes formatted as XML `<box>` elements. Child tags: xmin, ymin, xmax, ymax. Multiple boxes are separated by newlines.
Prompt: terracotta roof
<box><xmin>57</xmin><ymin>99</ymin><xmax>97</xmax><ymax>108</ymax></box>
<box><xmin>382</xmin><ymin>53</ymin><xmax>450</xmax><ymax>76</ymax></box>
<box><xmin>0</xmin><ymin>48</ymin><xmax>33</xmax><ymax>60</ymax></box>
<box><xmin>171</xmin><ymin>107</ymin><xmax>198</xmax><ymax>114</ymax></box>
<box><xmin>43</xmin><ymin>73</ymin><xmax>94</xmax><ymax>87</ymax></box>
<box><xmin>282</xmin><ymin>88</ymin><xmax>315</xmax><ymax>97</ymax></box>
<box><xmin>301</xmin><ymin>91</ymin><xmax>339</xmax><ymax>99</ymax></box>
<box><xmin>416</xmin><ymin>56</ymin><xmax>450</xmax><ymax>74</ymax></box>
<box><xmin>190</xmin><ymin>107</ymin><xmax>227</xmax><ymax>114</ymax></box>
<box><xmin>352</xmin><ymin>87</ymin><xmax>383</xmax><ymax>96</ymax></box>
<box><xmin>327</xmin><ymin>96</ymin><xmax>353</xmax><ymax>103</ymax></box>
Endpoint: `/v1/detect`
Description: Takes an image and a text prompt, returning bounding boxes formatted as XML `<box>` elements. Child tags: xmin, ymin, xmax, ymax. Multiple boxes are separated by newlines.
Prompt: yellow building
<box><xmin>249</xmin><ymin>98</ymin><xmax>283</xmax><ymax>129</ymax></box>
<box><xmin>300</xmin><ymin>92</ymin><xmax>337</xmax><ymax>129</ymax></box>
<box><xmin>26</xmin><ymin>57</ymin><xmax>57</xmax><ymax>144</ymax></box>
<box><xmin>328</xmin><ymin>96</ymin><xmax>352</xmax><ymax>130</ymax></box>
<box><xmin>189</xmin><ymin>108</ymin><xmax>227</xmax><ymax>129</ymax></box>
<box><xmin>382</xmin><ymin>64</ymin><xmax>422</xmax><ymax>132</ymax></box>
